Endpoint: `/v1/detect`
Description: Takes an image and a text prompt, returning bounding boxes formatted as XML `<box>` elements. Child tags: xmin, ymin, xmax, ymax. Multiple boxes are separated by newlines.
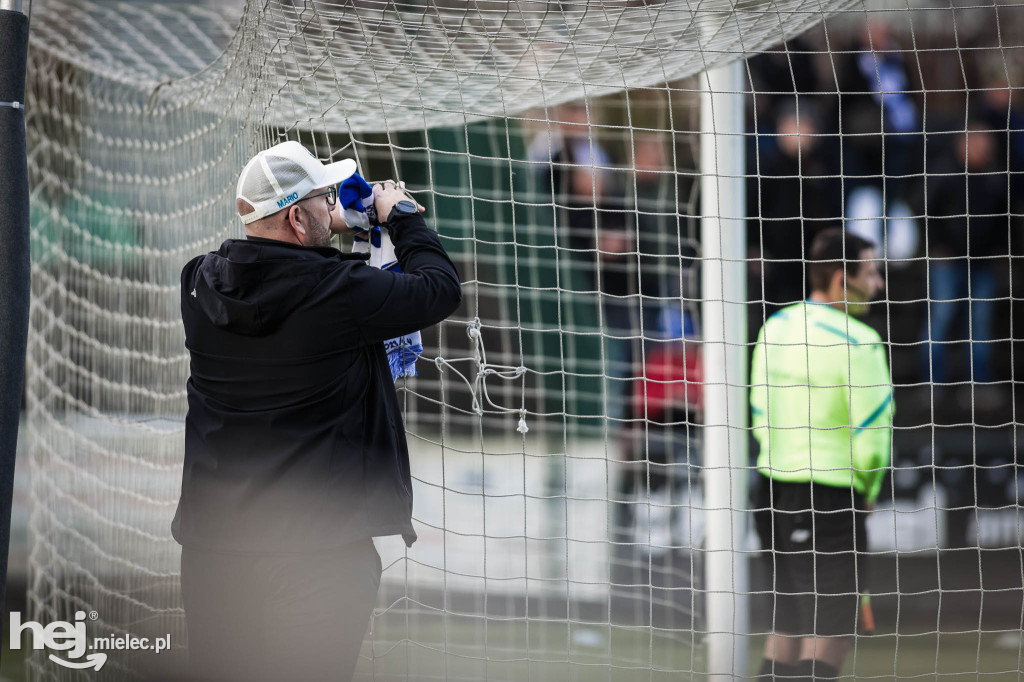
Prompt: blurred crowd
<box><xmin>530</xmin><ymin>17</ymin><xmax>1023</xmax><ymax>427</ymax></box>
<box><xmin>527</xmin><ymin>16</ymin><xmax>1023</xmax><ymax>543</ymax></box>
<box><xmin>528</xmin><ymin>100</ymin><xmax>702</xmax><ymax>548</ymax></box>
<box><xmin>748</xmin><ymin>19</ymin><xmax>1023</xmax><ymax>410</ymax></box>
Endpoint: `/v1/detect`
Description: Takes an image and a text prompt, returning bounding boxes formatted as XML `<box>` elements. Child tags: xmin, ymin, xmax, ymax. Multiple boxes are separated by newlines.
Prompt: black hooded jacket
<box><xmin>171</xmin><ymin>213</ymin><xmax>462</xmax><ymax>552</ymax></box>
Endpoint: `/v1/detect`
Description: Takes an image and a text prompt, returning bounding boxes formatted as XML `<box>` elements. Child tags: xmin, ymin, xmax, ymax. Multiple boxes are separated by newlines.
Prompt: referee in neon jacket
<box><xmin>750</xmin><ymin>228</ymin><xmax>892</xmax><ymax>681</ymax></box>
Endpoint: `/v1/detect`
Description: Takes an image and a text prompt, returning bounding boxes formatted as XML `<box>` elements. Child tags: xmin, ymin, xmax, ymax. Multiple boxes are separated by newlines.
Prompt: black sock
<box><xmin>795</xmin><ymin>658</ymin><xmax>839</xmax><ymax>681</ymax></box>
<box><xmin>758</xmin><ymin>658</ymin><xmax>800</xmax><ymax>679</ymax></box>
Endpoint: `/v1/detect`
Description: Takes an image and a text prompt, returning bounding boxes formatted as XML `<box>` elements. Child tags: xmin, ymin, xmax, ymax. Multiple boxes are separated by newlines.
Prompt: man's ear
<box><xmin>288</xmin><ymin>205</ymin><xmax>307</xmax><ymax>237</ymax></box>
<box><xmin>831</xmin><ymin>267</ymin><xmax>847</xmax><ymax>296</ymax></box>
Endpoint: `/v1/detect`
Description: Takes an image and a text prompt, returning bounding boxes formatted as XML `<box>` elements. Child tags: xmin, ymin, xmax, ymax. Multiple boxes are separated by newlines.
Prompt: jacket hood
<box><xmin>186</xmin><ymin>237</ymin><xmax>368</xmax><ymax>336</ymax></box>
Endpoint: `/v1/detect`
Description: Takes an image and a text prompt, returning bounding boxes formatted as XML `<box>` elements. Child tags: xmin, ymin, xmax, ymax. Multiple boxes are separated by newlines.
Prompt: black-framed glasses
<box><xmin>302</xmin><ymin>186</ymin><xmax>337</xmax><ymax>206</ymax></box>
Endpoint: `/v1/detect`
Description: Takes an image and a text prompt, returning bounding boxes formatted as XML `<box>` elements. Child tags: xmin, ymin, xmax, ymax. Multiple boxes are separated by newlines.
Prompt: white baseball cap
<box><xmin>236</xmin><ymin>141</ymin><xmax>357</xmax><ymax>225</ymax></box>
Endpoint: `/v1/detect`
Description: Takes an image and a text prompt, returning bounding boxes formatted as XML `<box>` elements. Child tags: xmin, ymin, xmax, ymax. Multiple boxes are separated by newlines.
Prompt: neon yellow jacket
<box><xmin>750</xmin><ymin>301</ymin><xmax>893</xmax><ymax>503</ymax></box>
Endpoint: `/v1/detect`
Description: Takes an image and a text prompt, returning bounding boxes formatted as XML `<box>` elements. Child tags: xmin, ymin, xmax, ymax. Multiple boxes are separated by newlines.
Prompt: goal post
<box><xmin>700</xmin><ymin>59</ymin><xmax>750</xmax><ymax>680</ymax></box>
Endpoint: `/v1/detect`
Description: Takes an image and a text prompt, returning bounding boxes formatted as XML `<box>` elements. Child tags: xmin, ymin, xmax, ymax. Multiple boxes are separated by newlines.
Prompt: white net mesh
<box><xmin>20</xmin><ymin>0</ymin><xmax>1024</xmax><ymax>680</ymax></box>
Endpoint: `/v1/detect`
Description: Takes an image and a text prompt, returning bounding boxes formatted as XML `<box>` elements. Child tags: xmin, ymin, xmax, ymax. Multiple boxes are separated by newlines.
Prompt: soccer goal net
<box><xmin>19</xmin><ymin>0</ymin><xmax>1024</xmax><ymax>679</ymax></box>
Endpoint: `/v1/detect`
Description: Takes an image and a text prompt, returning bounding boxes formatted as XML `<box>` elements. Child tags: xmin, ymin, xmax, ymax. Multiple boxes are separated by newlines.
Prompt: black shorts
<box><xmin>180</xmin><ymin>537</ymin><xmax>381</xmax><ymax>681</ymax></box>
<box><xmin>754</xmin><ymin>477</ymin><xmax>869</xmax><ymax>637</ymax></box>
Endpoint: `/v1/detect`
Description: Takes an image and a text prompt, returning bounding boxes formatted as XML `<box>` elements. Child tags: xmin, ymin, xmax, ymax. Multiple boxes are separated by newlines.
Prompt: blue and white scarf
<box><xmin>340</xmin><ymin>173</ymin><xmax>423</xmax><ymax>380</ymax></box>
<box><xmin>857</xmin><ymin>52</ymin><xmax>917</xmax><ymax>135</ymax></box>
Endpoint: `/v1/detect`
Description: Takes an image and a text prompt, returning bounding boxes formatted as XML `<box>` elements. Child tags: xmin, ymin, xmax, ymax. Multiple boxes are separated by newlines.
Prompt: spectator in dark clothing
<box><xmin>979</xmin><ymin>68</ymin><xmax>1024</xmax><ymax>206</ymax></box>
<box><xmin>748</xmin><ymin>36</ymin><xmax>823</xmax><ymax>158</ymax></box>
<box><xmin>530</xmin><ymin>100</ymin><xmax>615</xmax><ymax>256</ymax></box>
<box><xmin>631</xmin><ymin>133</ymin><xmax>697</xmax><ymax>333</ymax></box>
<box><xmin>618</xmin><ymin>307</ymin><xmax>702</xmax><ymax>552</ymax></box>
<box><xmin>917</xmin><ymin>123</ymin><xmax>1008</xmax><ymax>401</ymax></box>
<box><xmin>172</xmin><ymin>141</ymin><xmax>462</xmax><ymax>681</ymax></box>
<box><xmin>592</xmin><ymin>200</ymin><xmax>641</xmax><ymax>419</ymax></box>
<box><xmin>841</xmin><ymin>23</ymin><xmax>923</xmax><ymax>269</ymax></box>
<box><xmin>531</xmin><ymin>101</ymin><xmax>639</xmax><ymax>417</ymax></box>
<box><xmin>749</xmin><ymin>101</ymin><xmax>843</xmax><ymax>308</ymax></box>
<box><xmin>748</xmin><ymin>37</ymin><xmax>820</xmax><ymax>103</ymax></box>
<box><xmin>837</xmin><ymin>20</ymin><xmax>921</xmax><ymax>205</ymax></box>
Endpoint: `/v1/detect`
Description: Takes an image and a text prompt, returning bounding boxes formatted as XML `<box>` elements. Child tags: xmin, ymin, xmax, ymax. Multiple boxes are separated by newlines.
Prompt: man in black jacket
<box><xmin>171</xmin><ymin>140</ymin><xmax>462</xmax><ymax>681</ymax></box>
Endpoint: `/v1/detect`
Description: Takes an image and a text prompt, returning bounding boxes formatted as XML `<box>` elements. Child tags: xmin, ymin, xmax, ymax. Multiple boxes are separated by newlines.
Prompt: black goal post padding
<box><xmin>0</xmin><ymin>6</ymin><xmax>31</xmax><ymax>664</ymax></box>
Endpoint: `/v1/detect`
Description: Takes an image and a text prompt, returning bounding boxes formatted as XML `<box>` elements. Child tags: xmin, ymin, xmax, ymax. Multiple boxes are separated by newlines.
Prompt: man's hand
<box><xmin>373</xmin><ymin>180</ymin><xmax>426</xmax><ymax>222</ymax></box>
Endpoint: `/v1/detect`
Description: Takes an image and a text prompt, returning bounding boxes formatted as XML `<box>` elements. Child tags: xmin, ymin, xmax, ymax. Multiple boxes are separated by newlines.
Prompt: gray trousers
<box><xmin>181</xmin><ymin>537</ymin><xmax>381</xmax><ymax>681</ymax></box>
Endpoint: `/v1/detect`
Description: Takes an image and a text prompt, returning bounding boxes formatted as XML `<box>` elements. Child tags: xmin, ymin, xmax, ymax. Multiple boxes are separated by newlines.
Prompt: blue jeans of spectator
<box><xmin>919</xmin><ymin>260</ymin><xmax>997</xmax><ymax>384</ymax></box>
